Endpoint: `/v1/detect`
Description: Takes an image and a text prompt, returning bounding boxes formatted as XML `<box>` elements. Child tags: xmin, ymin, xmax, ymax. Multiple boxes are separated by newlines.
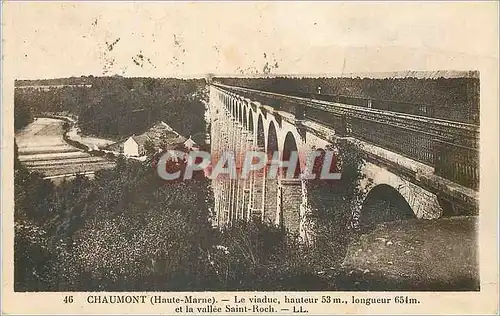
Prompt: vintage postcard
<box><xmin>2</xmin><ymin>1</ymin><xmax>499</xmax><ymax>315</ymax></box>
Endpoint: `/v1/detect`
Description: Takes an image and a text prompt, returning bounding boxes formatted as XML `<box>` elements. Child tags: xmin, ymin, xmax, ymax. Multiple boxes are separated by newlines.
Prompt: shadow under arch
<box><xmin>282</xmin><ymin>132</ymin><xmax>301</xmax><ymax>179</ymax></box>
<box><xmin>248</xmin><ymin>110</ymin><xmax>254</xmax><ymax>132</ymax></box>
<box><xmin>249</xmin><ymin>114</ymin><xmax>266</xmax><ymax>220</ymax></box>
<box><xmin>236</xmin><ymin>101</ymin><xmax>240</xmax><ymax>123</ymax></box>
<box><xmin>243</xmin><ymin>106</ymin><xmax>248</xmax><ymax>129</ymax></box>
<box><xmin>256</xmin><ymin>114</ymin><xmax>265</xmax><ymax>148</ymax></box>
<box><xmin>277</xmin><ymin>132</ymin><xmax>303</xmax><ymax>234</ymax></box>
<box><xmin>238</xmin><ymin>102</ymin><xmax>244</xmax><ymax>124</ymax></box>
<box><xmin>359</xmin><ymin>184</ymin><xmax>416</xmax><ymax>228</ymax></box>
<box><xmin>267</xmin><ymin>121</ymin><xmax>279</xmax><ymax>158</ymax></box>
<box><xmin>264</xmin><ymin>121</ymin><xmax>279</xmax><ymax>224</ymax></box>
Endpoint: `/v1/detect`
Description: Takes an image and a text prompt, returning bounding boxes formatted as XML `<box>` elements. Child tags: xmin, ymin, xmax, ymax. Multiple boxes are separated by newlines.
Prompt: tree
<box><xmin>304</xmin><ymin>140</ymin><xmax>366</xmax><ymax>269</ymax></box>
<box><xmin>14</xmin><ymin>97</ymin><xmax>33</xmax><ymax>131</ymax></box>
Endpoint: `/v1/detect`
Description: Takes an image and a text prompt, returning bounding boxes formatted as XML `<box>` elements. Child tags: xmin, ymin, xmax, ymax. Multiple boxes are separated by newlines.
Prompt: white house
<box><xmin>122</xmin><ymin>121</ymin><xmax>196</xmax><ymax>157</ymax></box>
<box><xmin>123</xmin><ymin>134</ymin><xmax>150</xmax><ymax>156</ymax></box>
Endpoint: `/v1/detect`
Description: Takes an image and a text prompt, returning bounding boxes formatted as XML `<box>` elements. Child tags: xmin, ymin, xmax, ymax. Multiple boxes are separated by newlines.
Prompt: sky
<box><xmin>3</xmin><ymin>2</ymin><xmax>499</xmax><ymax>79</ymax></box>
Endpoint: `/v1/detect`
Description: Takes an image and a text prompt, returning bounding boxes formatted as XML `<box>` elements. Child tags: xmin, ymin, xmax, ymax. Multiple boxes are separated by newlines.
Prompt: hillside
<box><xmin>14</xmin><ymin>76</ymin><xmax>208</xmax><ymax>139</ymax></box>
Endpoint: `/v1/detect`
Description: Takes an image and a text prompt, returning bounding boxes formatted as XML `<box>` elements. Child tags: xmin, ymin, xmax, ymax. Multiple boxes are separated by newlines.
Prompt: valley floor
<box><xmin>325</xmin><ymin>216</ymin><xmax>479</xmax><ymax>291</ymax></box>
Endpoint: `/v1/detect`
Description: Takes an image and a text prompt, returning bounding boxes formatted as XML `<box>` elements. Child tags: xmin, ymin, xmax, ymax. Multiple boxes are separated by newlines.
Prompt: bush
<box><xmin>203</xmin><ymin>220</ymin><xmax>332</xmax><ymax>290</ymax></box>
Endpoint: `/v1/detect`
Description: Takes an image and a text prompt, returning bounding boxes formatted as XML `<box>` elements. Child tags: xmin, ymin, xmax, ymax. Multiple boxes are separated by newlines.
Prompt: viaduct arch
<box><xmin>209</xmin><ymin>85</ymin><xmax>457</xmax><ymax>240</ymax></box>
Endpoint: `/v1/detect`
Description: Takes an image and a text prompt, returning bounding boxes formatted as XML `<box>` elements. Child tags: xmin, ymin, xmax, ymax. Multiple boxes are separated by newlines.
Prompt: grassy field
<box><xmin>19</xmin><ymin>151</ymin><xmax>90</xmax><ymax>162</ymax></box>
<box><xmin>16</xmin><ymin>118</ymin><xmax>115</xmax><ymax>178</ymax></box>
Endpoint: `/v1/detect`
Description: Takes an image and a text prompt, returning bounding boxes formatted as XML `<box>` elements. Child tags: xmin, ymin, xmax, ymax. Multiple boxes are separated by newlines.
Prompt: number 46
<box><xmin>63</xmin><ymin>296</ymin><xmax>74</xmax><ymax>304</ymax></box>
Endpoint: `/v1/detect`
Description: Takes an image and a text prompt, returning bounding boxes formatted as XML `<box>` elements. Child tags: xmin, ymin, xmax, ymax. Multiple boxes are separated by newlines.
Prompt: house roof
<box><xmin>131</xmin><ymin>134</ymin><xmax>150</xmax><ymax>146</ymax></box>
<box><xmin>171</xmin><ymin>135</ymin><xmax>188</xmax><ymax>144</ymax></box>
<box><xmin>103</xmin><ymin>141</ymin><xmax>124</xmax><ymax>151</ymax></box>
<box><xmin>108</xmin><ymin>121</ymin><xmax>191</xmax><ymax>153</ymax></box>
<box><xmin>184</xmin><ymin>137</ymin><xmax>198</xmax><ymax>149</ymax></box>
<box><xmin>146</xmin><ymin>121</ymin><xmax>179</xmax><ymax>140</ymax></box>
<box><xmin>127</xmin><ymin>121</ymin><xmax>189</xmax><ymax>149</ymax></box>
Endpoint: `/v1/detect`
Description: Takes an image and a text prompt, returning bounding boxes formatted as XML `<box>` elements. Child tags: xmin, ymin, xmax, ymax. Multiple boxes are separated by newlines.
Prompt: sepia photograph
<box><xmin>2</xmin><ymin>1</ymin><xmax>498</xmax><ymax>315</ymax></box>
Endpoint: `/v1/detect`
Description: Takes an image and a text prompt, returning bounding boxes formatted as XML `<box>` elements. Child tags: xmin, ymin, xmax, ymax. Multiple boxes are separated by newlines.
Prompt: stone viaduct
<box><xmin>208</xmin><ymin>82</ymin><xmax>479</xmax><ymax>240</ymax></box>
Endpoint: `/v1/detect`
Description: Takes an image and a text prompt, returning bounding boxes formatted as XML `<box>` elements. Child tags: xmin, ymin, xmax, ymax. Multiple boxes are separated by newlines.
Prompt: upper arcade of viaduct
<box><xmin>208</xmin><ymin>82</ymin><xmax>479</xmax><ymax>238</ymax></box>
